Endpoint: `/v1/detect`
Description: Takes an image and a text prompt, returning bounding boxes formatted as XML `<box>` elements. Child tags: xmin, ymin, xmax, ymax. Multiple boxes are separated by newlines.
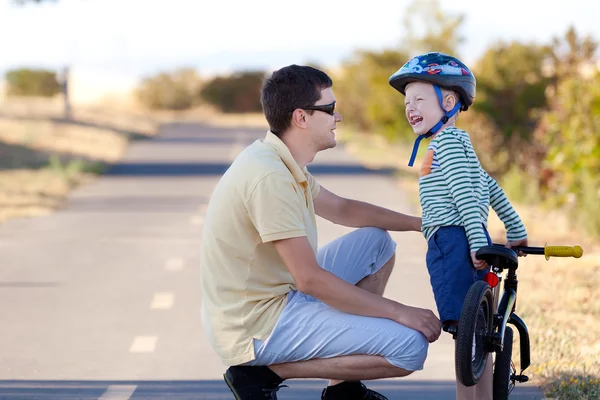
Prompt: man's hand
<box><xmin>506</xmin><ymin>238</ymin><xmax>528</xmax><ymax>257</ymax></box>
<box><xmin>394</xmin><ymin>304</ymin><xmax>442</xmax><ymax>343</ymax></box>
<box><xmin>471</xmin><ymin>251</ymin><xmax>488</xmax><ymax>270</ymax></box>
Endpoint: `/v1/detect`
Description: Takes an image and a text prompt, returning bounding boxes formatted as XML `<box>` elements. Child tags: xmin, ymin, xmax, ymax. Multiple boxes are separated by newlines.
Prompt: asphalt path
<box><xmin>0</xmin><ymin>122</ymin><xmax>546</xmax><ymax>399</ymax></box>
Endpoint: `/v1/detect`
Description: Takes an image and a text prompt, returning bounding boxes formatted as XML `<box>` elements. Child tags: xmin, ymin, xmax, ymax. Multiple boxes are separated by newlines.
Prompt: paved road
<box><xmin>0</xmin><ymin>122</ymin><xmax>546</xmax><ymax>399</ymax></box>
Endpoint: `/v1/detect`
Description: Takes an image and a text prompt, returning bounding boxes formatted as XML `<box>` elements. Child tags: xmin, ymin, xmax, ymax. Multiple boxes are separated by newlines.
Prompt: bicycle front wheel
<box><xmin>493</xmin><ymin>326</ymin><xmax>515</xmax><ymax>400</ymax></box>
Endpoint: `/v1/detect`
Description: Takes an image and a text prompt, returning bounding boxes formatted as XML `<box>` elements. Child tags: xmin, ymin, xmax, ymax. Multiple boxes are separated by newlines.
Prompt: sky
<box><xmin>1</xmin><ymin>0</ymin><xmax>599</xmax><ymax>99</ymax></box>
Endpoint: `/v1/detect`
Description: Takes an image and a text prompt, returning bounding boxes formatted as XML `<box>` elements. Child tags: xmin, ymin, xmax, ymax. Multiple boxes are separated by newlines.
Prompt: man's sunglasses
<box><xmin>302</xmin><ymin>101</ymin><xmax>336</xmax><ymax>116</ymax></box>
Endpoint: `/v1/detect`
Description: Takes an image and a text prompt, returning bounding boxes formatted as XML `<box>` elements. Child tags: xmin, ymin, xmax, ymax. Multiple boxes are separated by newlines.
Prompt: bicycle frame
<box><xmin>491</xmin><ymin>264</ymin><xmax>531</xmax><ymax>372</ymax></box>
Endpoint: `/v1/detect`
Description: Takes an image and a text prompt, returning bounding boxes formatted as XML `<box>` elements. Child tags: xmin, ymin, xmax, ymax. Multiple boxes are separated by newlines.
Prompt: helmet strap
<box><xmin>407</xmin><ymin>85</ymin><xmax>462</xmax><ymax>167</ymax></box>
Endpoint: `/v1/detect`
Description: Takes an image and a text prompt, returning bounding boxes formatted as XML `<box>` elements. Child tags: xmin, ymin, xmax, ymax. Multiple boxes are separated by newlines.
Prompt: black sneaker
<box><xmin>223</xmin><ymin>365</ymin><xmax>287</xmax><ymax>399</ymax></box>
<box><xmin>321</xmin><ymin>380</ymin><xmax>388</xmax><ymax>400</ymax></box>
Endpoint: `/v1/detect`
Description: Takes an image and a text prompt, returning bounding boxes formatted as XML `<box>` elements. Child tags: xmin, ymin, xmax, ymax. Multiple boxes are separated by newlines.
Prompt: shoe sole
<box><xmin>223</xmin><ymin>373</ymin><xmax>242</xmax><ymax>400</ymax></box>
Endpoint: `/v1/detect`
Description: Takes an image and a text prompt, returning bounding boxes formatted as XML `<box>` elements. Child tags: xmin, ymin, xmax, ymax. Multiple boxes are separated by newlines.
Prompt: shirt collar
<box><xmin>264</xmin><ymin>131</ymin><xmax>308</xmax><ymax>184</ymax></box>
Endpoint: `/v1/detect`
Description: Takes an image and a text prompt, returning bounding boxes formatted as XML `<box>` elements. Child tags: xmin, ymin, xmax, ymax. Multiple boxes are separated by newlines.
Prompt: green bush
<box><xmin>199</xmin><ymin>71</ymin><xmax>265</xmax><ymax>113</ymax></box>
<box><xmin>538</xmin><ymin>72</ymin><xmax>600</xmax><ymax>236</ymax></box>
<box><xmin>4</xmin><ymin>68</ymin><xmax>61</xmax><ymax>97</ymax></box>
<box><xmin>135</xmin><ymin>68</ymin><xmax>201</xmax><ymax>110</ymax></box>
<box><xmin>334</xmin><ymin>49</ymin><xmax>413</xmax><ymax>142</ymax></box>
<box><xmin>469</xmin><ymin>41</ymin><xmax>552</xmax><ymax>175</ymax></box>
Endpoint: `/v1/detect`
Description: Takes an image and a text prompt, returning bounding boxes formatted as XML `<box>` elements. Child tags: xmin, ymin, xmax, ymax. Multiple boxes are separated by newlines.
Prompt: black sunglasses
<box><xmin>302</xmin><ymin>101</ymin><xmax>336</xmax><ymax>116</ymax></box>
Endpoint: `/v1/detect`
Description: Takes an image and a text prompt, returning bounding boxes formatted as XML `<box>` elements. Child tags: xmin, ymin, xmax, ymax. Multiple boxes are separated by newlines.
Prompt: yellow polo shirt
<box><xmin>200</xmin><ymin>131</ymin><xmax>320</xmax><ymax>366</ymax></box>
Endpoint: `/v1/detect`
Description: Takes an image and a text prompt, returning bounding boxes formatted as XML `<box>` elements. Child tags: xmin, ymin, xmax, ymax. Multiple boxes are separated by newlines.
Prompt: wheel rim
<box><xmin>471</xmin><ymin>300</ymin><xmax>489</xmax><ymax>375</ymax></box>
<box><xmin>508</xmin><ymin>361</ymin><xmax>516</xmax><ymax>394</ymax></box>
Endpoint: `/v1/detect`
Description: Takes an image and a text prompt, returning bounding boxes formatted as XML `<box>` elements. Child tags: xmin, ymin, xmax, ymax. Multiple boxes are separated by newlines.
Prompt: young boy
<box><xmin>388</xmin><ymin>52</ymin><xmax>529</xmax><ymax>400</ymax></box>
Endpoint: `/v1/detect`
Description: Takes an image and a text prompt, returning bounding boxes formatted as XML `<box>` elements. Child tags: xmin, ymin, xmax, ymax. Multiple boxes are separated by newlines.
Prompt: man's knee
<box><xmin>356</xmin><ymin>227</ymin><xmax>396</xmax><ymax>261</ymax></box>
<box><xmin>406</xmin><ymin>331</ymin><xmax>429</xmax><ymax>370</ymax></box>
<box><xmin>357</xmin><ymin>227</ymin><xmax>395</xmax><ymax>247</ymax></box>
<box><xmin>387</xmin><ymin>329</ymin><xmax>430</xmax><ymax>373</ymax></box>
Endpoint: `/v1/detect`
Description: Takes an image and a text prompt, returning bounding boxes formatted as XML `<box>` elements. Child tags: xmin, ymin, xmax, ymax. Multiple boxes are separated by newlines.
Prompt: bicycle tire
<box><xmin>456</xmin><ymin>280</ymin><xmax>494</xmax><ymax>386</ymax></box>
<box><xmin>493</xmin><ymin>326</ymin><xmax>514</xmax><ymax>400</ymax></box>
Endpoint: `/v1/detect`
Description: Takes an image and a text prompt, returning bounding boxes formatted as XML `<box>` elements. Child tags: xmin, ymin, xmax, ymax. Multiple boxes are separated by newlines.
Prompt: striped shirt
<box><xmin>419</xmin><ymin>127</ymin><xmax>527</xmax><ymax>252</ymax></box>
<box><xmin>427</xmin><ymin>142</ymin><xmax>441</xmax><ymax>170</ymax></box>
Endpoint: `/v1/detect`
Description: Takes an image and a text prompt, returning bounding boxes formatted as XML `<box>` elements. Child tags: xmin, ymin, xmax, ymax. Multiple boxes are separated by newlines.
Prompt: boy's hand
<box><xmin>506</xmin><ymin>238</ymin><xmax>528</xmax><ymax>257</ymax></box>
<box><xmin>471</xmin><ymin>251</ymin><xmax>488</xmax><ymax>270</ymax></box>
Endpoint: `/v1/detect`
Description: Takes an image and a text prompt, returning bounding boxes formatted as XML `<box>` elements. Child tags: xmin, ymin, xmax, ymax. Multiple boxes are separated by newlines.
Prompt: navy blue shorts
<box><xmin>425</xmin><ymin>225</ymin><xmax>492</xmax><ymax>324</ymax></box>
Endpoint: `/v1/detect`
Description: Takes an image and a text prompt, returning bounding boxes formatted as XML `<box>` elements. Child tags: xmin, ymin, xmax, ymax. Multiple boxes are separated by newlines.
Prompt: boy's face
<box><xmin>404</xmin><ymin>81</ymin><xmax>445</xmax><ymax>136</ymax></box>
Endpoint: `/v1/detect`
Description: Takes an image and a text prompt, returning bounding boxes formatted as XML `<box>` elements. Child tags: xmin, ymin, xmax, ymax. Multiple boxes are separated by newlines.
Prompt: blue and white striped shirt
<box><xmin>419</xmin><ymin>127</ymin><xmax>528</xmax><ymax>252</ymax></box>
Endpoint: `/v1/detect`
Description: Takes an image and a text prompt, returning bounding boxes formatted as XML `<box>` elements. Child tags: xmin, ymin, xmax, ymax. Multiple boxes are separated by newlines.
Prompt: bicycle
<box><xmin>443</xmin><ymin>243</ymin><xmax>584</xmax><ymax>399</ymax></box>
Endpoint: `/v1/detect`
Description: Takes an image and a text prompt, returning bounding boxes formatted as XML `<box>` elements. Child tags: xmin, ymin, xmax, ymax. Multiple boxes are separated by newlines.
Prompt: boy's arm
<box><xmin>436</xmin><ymin>134</ymin><xmax>488</xmax><ymax>253</ymax></box>
<box><xmin>485</xmin><ymin>171</ymin><xmax>528</xmax><ymax>241</ymax></box>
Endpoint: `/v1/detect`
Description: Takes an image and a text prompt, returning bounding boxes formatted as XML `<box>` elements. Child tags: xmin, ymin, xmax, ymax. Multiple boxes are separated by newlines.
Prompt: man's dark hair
<box><xmin>261</xmin><ymin>64</ymin><xmax>333</xmax><ymax>136</ymax></box>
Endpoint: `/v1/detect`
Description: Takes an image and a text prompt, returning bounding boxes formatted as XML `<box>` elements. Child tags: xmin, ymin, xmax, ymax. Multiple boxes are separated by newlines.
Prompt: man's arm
<box><xmin>273</xmin><ymin>236</ymin><xmax>441</xmax><ymax>342</ymax></box>
<box><xmin>314</xmin><ymin>186</ymin><xmax>421</xmax><ymax>232</ymax></box>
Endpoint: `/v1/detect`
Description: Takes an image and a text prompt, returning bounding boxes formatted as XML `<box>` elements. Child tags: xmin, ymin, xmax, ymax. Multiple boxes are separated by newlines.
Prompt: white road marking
<box><xmin>151</xmin><ymin>292</ymin><xmax>174</xmax><ymax>309</ymax></box>
<box><xmin>129</xmin><ymin>336</ymin><xmax>157</xmax><ymax>353</ymax></box>
<box><xmin>190</xmin><ymin>215</ymin><xmax>204</xmax><ymax>225</ymax></box>
<box><xmin>98</xmin><ymin>385</ymin><xmax>137</xmax><ymax>399</ymax></box>
<box><xmin>165</xmin><ymin>257</ymin><xmax>184</xmax><ymax>271</ymax></box>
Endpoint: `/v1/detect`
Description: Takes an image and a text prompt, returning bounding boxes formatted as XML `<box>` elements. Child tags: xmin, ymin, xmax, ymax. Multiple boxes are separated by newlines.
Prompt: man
<box><xmin>200</xmin><ymin>64</ymin><xmax>442</xmax><ymax>400</ymax></box>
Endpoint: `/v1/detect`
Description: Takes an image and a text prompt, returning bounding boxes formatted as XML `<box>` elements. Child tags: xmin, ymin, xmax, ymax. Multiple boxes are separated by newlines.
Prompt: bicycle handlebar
<box><xmin>495</xmin><ymin>244</ymin><xmax>584</xmax><ymax>260</ymax></box>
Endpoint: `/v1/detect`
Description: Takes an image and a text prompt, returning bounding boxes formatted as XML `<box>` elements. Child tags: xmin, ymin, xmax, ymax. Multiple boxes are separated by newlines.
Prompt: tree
<box><xmin>532</xmin><ymin>27</ymin><xmax>600</xmax><ymax>235</ymax></box>
<box><xmin>5</xmin><ymin>68</ymin><xmax>61</xmax><ymax>97</ymax></box>
<box><xmin>468</xmin><ymin>41</ymin><xmax>552</xmax><ymax>174</ymax></box>
<box><xmin>335</xmin><ymin>0</ymin><xmax>467</xmax><ymax>141</ymax></box>
<box><xmin>401</xmin><ymin>0</ymin><xmax>466</xmax><ymax>56</ymax></box>
<box><xmin>335</xmin><ymin>49</ymin><xmax>411</xmax><ymax>141</ymax></box>
<box><xmin>537</xmin><ymin>72</ymin><xmax>600</xmax><ymax>235</ymax></box>
<box><xmin>547</xmin><ymin>25</ymin><xmax>598</xmax><ymax>88</ymax></box>
<box><xmin>199</xmin><ymin>71</ymin><xmax>265</xmax><ymax>113</ymax></box>
<box><xmin>135</xmin><ymin>68</ymin><xmax>202</xmax><ymax>111</ymax></box>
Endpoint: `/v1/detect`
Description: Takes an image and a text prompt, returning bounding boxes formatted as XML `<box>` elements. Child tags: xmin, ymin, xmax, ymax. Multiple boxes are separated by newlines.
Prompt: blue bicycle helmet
<box><xmin>389</xmin><ymin>52</ymin><xmax>476</xmax><ymax>166</ymax></box>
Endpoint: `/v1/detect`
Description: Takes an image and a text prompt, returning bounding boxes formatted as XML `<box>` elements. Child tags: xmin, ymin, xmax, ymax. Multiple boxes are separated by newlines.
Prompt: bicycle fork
<box><xmin>494</xmin><ymin>274</ymin><xmax>531</xmax><ymax>383</ymax></box>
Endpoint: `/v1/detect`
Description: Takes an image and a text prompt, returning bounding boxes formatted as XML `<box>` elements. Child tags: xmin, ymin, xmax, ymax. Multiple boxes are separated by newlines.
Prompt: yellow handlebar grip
<box><xmin>544</xmin><ymin>245</ymin><xmax>584</xmax><ymax>260</ymax></box>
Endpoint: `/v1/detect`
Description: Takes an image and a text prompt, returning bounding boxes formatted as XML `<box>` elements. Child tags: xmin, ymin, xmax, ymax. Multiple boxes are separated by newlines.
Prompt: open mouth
<box><xmin>410</xmin><ymin>115</ymin><xmax>423</xmax><ymax>126</ymax></box>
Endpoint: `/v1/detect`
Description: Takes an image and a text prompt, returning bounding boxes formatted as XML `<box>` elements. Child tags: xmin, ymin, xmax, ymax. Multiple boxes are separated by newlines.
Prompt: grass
<box><xmin>158</xmin><ymin>105</ymin><xmax>269</xmax><ymax>128</ymax></box>
<box><xmin>338</xmin><ymin>128</ymin><xmax>600</xmax><ymax>400</ymax></box>
<box><xmin>0</xmin><ymin>98</ymin><xmax>268</xmax><ymax>225</ymax></box>
<box><xmin>0</xmin><ymin>97</ymin><xmax>159</xmax><ymax>223</ymax></box>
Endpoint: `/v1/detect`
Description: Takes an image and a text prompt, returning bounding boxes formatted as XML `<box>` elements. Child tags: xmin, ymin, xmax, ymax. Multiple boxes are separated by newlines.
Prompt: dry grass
<box><xmin>158</xmin><ymin>104</ymin><xmax>269</xmax><ymax>128</ymax></box>
<box><xmin>339</xmin><ymin>129</ymin><xmax>600</xmax><ymax>399</ymax></box>
<box><xmin>0</xmin><ymin>97</ymin><xmax>159</xmax><ymax>223</ymax></box>
<box><xmin>0</xmin><ymin>96</ymin><xmax>267</xmax><ymax>224</ymax></box>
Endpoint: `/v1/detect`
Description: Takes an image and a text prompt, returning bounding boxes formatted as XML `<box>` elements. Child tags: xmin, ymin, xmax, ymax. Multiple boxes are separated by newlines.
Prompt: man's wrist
<box><xmin>391</xmin><ymin>301</ymin><xmax>411</xmax><ymax>325</ymax></box>
<box><xmin>413</xmin><ymin>216</ymin><xmax>422</xmax><ymax>232</ymax></box>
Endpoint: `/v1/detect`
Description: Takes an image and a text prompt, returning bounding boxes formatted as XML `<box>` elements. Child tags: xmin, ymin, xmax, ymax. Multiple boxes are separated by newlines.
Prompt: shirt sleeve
<box><xmin>245</xmin><ymin>172</ymin><xmax>308</xmax><ymax>243</ymax></box>
<box><xmin>485</xmin><ymin>171</ymin><xmax>528</xmax><ymax>241</ymax></box>
<box><xmin>436</xmin><ymin>134</ymin><xmax>489</xmax><ymax>252</ymax></box>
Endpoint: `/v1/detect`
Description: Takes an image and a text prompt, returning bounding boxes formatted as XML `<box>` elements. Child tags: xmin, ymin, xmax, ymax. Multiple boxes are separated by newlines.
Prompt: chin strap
<box><xmin>407</xmin><ymin>85</ymin><xmax>462</xmax><ymax>167</ymax></box>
